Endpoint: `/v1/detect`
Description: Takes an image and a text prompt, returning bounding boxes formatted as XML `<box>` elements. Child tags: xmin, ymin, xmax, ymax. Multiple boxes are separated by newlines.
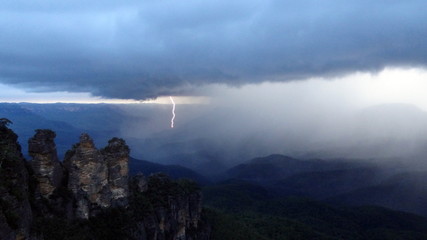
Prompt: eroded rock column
<box><xmin>28</xmin><ymin>129</ymin><xmax>63</xmax><ymax>199</ymax></box>
<box><xmin>64</xmin><ymin>133</ymin><xmax>109</xmax><ymax>219</ymax></box>
<box><xmin>63</xmin><ymin>134</ymin><xmax>130</xmax><ymax>219</ymax></box>
<box><xmin>102</xmin><ymin>137</ymin><xmax>130</xmax><ymax>207</ymax></box>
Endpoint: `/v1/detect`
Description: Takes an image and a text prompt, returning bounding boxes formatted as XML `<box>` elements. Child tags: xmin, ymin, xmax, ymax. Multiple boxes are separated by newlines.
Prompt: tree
<box><xmin>0</xmin><ymin>118</ymin><xmax>12</xmax><ymax>127</ymax></box>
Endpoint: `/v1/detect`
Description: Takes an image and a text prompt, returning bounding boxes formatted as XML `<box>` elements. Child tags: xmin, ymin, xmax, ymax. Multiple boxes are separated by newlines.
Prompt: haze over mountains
<box><xmin>3</xmin><ymin>101</ymin><xmax>427</xmax><ymax>239</ymax></box>
<box><xmin>3</xmin><ymin>102</ymin><xmax>427</xmax><ymax>173</ymax></box>
<box><xmin>3</xmin><ymin>109</ymin><xmax>427</xmax><ymax>239</ymax></box>
<box><xmin>1</xmin><ymin>1</ymin><xmax>427</xmax><ymax>239</ymax></box>
<box><xmin>3</xmin><ymin>101</ymin><xmax>427</xmax><ymax>213</ymax></box>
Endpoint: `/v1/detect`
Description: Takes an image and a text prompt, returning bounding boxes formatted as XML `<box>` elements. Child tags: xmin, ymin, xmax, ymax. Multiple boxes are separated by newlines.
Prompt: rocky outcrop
<box><xmin>64</xmin><ymin>133</ymin><xmax>109</xmax><ymax>218</ymax></box>
<box><xmin>64</xmin><ymin>133</ymin><xmax>130</xmax><ymax>219</ymax></box>
<box><xmin>102</xmin><ymin>137</ymin><xmax>130</xmax><ymax>207</ymax></box>
<box><xmin>130</xmin><ymin>173</ymin><xmax>210</xmax><ymax>240</ymax></box>
<box><xmin>28</xmin><ymin>129</ymin><xmax>63</xmax><ymax>199</ymax></box>
<box><xmin>0</xmin><ymin>124</ymin><xmax>33</xmax><ymax>240</ymax></box>
<box><xmin>133</xmin><ymin>173</ymin><xmax>148</xmax><ymax>193</ymax></box>
<box><xmin>0</xmin><ymin>126</ymin><xmax>210</xmax><ymax>240</ymax></box>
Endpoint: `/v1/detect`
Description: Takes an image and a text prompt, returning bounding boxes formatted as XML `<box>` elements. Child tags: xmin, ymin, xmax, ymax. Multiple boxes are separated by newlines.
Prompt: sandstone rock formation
<box><xmin>64</xmin><ymin>133</ymin><xmax>110</xmax><ymax>218</ymax></box>
<box><xmin>0</xmin><ymin>126</ymin><xmax>210</xmax><ymax>240</ymax></box>
<box><xmin>102</xmin><ymin>137</ymin><xmax>130</xmax><ymax>207</ymax></box>
<box><xmin>28</xmin><ymin>129</ymin><xmax>63</xmax><ymax>199</ymax></box>
<box><xmin>133</xmin><ymin>173</ymin><xmax>148</xmax><ymax>193</ymax></box>
<box><xmin>63</xmin><ymin>133</ymin><xmax>130</xmax><ymax>218</ymax></box>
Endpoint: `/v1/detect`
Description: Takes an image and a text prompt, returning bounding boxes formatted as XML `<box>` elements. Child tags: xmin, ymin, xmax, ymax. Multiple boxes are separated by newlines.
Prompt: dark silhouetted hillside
<box><xmin>328</xmin><ymin>171</ymin><xmax>427</xmax><ymax>217</ymax></box>
<box><xmin>224</xmin><ymin>154</ymin><xmax>372</xmax><ymax>182</ymax></box>
<box><xmin>203</xmin><ymin>179</ymin><xmax>427</xmax><ymax>239</ymax></box>
<box><xmin>129</xmin><ymin>157</ymin><xmax>211</xmax><ymax>185</ymax></box>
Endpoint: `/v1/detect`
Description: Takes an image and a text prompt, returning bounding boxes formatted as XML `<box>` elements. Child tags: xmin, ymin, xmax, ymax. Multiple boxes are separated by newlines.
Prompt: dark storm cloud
<box><xmin>0</xmin><ymin>0</ymin><xmax>426</xmax><ymax>99</ymax></box>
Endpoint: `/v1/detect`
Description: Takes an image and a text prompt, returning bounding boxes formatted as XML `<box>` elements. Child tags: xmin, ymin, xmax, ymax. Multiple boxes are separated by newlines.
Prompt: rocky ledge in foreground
<box><xmin>0</xmin><ymin>124</ymin><xmax>210</xmax><ymax>240</ymax></box>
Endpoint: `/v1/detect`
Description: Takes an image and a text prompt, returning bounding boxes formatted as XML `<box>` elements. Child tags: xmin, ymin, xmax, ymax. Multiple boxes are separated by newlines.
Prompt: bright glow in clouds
<box><xmin>323</xmin><ymin>67</ymin><xmax>427</xmax><ymax>110</ymax></box>
<box><xmin>0</xmin><ymin>85</ymin><xmax>209</xmax><ymax>104</ymax></box>
<box><xmin>143</xmin><ymin>96</ymin><xmax>210</xmax><ymax>105</ymax></box>
<box><xmin>206</xmin><ymin>67</ymin><xmax>427</xmax><ymax>112</ymax></box>
<box><xmin>169</xmin><ymin>96</ymin><xmax>176</xmax><ymax>128</ymax></box>
<box><xmin>0</xmin><ymin>85</ymin><xmax>109</xmax><ymax>103</ymax></box>
<box><xmin>1</xmin><ymin>67</ymin><xmax>427</xmax><ymax>109</ymax></box>
<box><xmin>358</xmin><ymin>68</ymin><xmax>427</xmax><ymax>108</ymax></box>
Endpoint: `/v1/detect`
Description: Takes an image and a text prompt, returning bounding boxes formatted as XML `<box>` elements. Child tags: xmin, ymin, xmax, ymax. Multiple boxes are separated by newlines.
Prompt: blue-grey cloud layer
<box><xmin>1</xmin><ymin>0</ymin><xmax>426</xmax><ymax>99</ymax></box>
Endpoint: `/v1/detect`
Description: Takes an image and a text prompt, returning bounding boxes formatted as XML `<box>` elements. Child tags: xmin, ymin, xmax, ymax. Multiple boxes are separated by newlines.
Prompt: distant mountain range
<box><xmin>224</xmin><ymin>154</ymin><xmax>373</xmax><ymax>181</ymax></box>
<box><xmin>328</xmin><ymin>171</ymin><xmax>427</xmax><ymax>217</ymax></box>
<box><xmin>204</xmin><ymin>152</ymin><xmax>426</xmax><ymax>239</ymax></box>
<box><xmin>3</xmin><ymin>102</ymin><xmax>427</xmax><ymax>173</ymax></box>
<box><xmin>3</xmin><ymin>102</ymin><xmax>427</xmax><ymax>220</ymax></box>
<box><xmin>203</xmin><ymin>179</ymin><xmax>427</xmax><ymax>240</ymax></box>
<box><xmin>218</xmin><ymin>153</ymin><xmax>427</xmax><ymax>218</ymax></box>
<box><xmin>0</xmin><ymin>103</ymin><xmax>83</xmax><ymax>157</ymax></box>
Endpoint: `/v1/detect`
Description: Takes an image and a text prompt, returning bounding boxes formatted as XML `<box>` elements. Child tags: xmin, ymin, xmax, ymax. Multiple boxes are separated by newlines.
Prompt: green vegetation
<box><xmin>177</xmin><ymin>178</ymin><xmax>201</xmax><ymax>193</ymax></box>
<box><xmin>203</xmin><ymin>180</ymin><xmax>427</xmax><ymax>240</ymax></box>
<box><xmin>204</xmin><ymin>208</ymin><xmax>269</xmax><ymax>240</ymax></box>
<box><xmin>33</xmin><ymin>209</ymin><xmax>133</xmax><ymax>240</ymax></box>
<box><xmin>0</xmin><ymin>118</ymin><xmax>12</xmax><ymax>127</ymax></box>
<box><xmin>144</xmin><ymin>173</ymin><xmax>185</xmax><ymax>207</ymax></box>
<box><xmin>32</xmin><ymin>174</ymin><xmax>202</xmax><ymax>240</ymax></box>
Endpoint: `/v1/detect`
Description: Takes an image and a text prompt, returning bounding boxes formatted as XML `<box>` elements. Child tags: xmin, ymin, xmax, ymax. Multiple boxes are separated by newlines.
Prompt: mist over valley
<box><xmin>1</xmin><ymin>1</ymin><xmax>427</xmax><ymax>238</ymax></box>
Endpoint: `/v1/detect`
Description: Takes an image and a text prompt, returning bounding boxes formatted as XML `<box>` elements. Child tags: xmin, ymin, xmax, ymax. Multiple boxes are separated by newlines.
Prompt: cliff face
<box><xmin>62</xmin><ymin>134</ymin><xmax>130</xmax><ymax>218</ymax></box>
<box><xmin>63</xmin><ymin>133</ymin><xmax>110</xmax><ymax>218</ymax></box>
<box><xmin>130</xmin><ymin>173</ymin><xmax>209</xmax><ymax>240</ymax></box>
<box><xmin>0</xmin><ymin>124</ymin><xmax>33</xmax><ymax>240</ymax></box>
<box><xmin>0</xmin><ymin>125</ymin><xmax>210</xmax><ymax>240</ymax></box>
<box><xmin>102</xmin><ymin>137</ymin><xmax>130</xmax><ymax>207</ymax></box>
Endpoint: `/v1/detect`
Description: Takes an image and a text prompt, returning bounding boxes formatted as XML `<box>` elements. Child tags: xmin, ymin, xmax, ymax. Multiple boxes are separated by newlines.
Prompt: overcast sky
<box><xmin>1</xmin><ymin>0</ymin><xmax>426</xmax><ymax>100</ymax></box>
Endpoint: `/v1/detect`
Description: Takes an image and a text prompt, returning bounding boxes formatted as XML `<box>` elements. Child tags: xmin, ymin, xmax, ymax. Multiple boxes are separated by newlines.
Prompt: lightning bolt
<box><xmin>169</xmin><ymin>96</ymin><xmax>176</xmax><ymax>128</ymax></box>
